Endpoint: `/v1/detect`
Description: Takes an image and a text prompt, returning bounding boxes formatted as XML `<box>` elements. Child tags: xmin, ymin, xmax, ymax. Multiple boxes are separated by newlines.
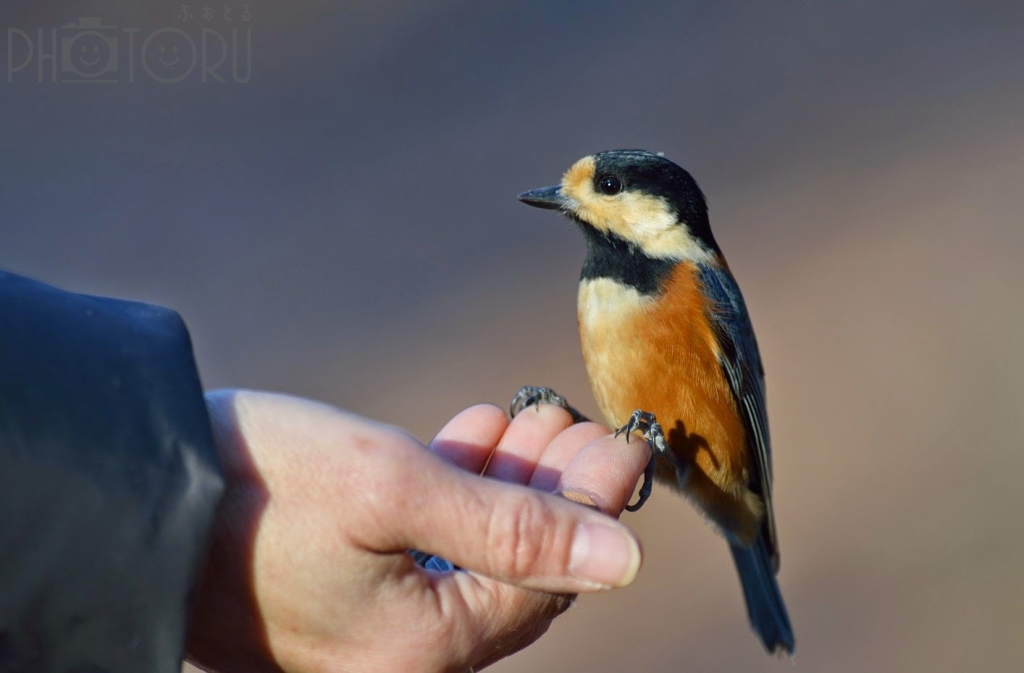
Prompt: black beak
<box><xmin>517</xmin><ymin>186</ymin><xmax>566</xmax><ymax>210</ymax></box>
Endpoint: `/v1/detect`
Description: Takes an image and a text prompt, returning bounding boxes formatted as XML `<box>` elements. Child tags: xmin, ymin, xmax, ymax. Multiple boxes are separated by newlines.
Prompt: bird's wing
<box><xmin>698</xmin><ymin>263</ymin><xmax>779</xmax><ymax>569</ymax></box>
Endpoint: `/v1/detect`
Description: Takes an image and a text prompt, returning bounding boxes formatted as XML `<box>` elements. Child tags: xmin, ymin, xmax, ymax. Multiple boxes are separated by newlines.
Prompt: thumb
<box><xmin>353</xmin><ymin>445</ymin><xmax>642</xmax><ymax>593</ymax></box>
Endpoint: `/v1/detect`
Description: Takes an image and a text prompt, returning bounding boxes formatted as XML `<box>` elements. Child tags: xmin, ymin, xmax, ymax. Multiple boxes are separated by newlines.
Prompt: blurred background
<box><xmin>2</xmin><ymin>1</ymin><xmax>1023</xmax><ymax>671</ymax></box>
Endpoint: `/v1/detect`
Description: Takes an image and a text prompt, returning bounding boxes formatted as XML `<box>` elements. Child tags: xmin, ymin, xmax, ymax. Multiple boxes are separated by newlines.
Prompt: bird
<box><xmin>514</xmin><ymin>149</ymin><xmax>795</xmax><ymax>655</ymax></box>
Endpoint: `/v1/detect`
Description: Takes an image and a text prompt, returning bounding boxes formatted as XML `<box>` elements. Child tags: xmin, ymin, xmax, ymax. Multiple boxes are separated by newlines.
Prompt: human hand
<box><xmin>186</xmin><ymin>391</ymin><xmax>650</xmax><ymax>673</ymax></box>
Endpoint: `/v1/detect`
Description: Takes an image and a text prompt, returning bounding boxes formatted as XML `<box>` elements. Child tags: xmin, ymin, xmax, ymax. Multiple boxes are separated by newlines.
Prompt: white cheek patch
<box><xmin>571</xmin><ymin>190</ymin><xmax>714</xmax><ymax>264</ymax></box>
<box><xmin>618</xmin><ymin>192</ymin><xmax>679</xmax><ymax>243</ymax></box>
<box><xmin>635</xmin><ymin>217</ymin><xmax>715</xmax><ymax>264</ymax></box>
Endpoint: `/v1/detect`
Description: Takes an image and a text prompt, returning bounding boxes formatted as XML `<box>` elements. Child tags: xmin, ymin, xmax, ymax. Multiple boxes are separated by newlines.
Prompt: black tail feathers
<box><xmin>729</xmin><ymin>534</ymin><xmax>795</xmax><ymax>655</ymax></box>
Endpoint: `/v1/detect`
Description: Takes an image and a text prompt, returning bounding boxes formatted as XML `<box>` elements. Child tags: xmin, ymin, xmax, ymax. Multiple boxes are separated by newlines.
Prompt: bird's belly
<box><xmin>577</xmin><ymin>273</ymin><xmax>762</xmax><ymax>541</ymax></box>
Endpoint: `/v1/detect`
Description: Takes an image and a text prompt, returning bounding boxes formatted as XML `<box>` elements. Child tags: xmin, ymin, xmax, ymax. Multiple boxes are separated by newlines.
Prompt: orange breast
<box><xmin>577</xmin><ymin>262</ymin><xmax>763</xmax><ymax>542</ymax></box>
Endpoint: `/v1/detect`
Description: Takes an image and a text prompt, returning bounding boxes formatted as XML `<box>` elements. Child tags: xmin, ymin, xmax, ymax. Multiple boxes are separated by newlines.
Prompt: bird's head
<box><xmin>518</xmin><ymin>150</ymin><xmax>718</xmax><ymax>262</ymax></box>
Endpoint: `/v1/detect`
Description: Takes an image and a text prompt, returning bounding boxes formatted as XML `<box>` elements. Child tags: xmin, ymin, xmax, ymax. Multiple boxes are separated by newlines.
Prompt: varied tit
<box><xmin>515</xmin><ymin>150</ymin><xmax>794</xmax><ymax>655</ymax></box>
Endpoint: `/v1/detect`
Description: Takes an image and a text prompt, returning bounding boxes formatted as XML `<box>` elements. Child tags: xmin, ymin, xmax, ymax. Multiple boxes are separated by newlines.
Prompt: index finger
<box><xmin>429</xmin><ymin>404</ymin><xmax>509</xmax><ymax>474</ymax></box>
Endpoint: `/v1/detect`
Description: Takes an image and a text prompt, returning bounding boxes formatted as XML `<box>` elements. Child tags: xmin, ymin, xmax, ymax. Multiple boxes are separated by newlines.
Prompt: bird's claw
<box><xmin>616</xmin><ymin>410</ymin><xmax>668</xmax><ymax>512</ymax></box>
<box><xmin>510</xmin><ymin>386</ymin><xmax>589</xmax><ymax>423</ymax></box>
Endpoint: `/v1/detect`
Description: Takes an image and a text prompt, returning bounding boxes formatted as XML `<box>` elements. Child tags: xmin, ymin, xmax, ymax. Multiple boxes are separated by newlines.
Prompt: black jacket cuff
<box><xmin>0</xmin><ymin>271</ymin><xmax>225</xmax><ymax>673</ymax></box>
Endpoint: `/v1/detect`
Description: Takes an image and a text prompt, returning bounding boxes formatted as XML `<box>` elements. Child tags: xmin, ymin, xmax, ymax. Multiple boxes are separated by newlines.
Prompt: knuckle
<box><xmin>344</xmin><ymin>426</ymin><xmax>425</xmax><ymax>521</ymax></box>
<box><xmin>485</xmin><ymin>493</ymin><xmax>562</xmax><ymax>579</ymax></box>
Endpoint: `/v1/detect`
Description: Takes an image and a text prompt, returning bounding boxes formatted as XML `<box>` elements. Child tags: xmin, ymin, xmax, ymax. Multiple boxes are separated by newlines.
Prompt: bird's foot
<box><xmin>615</xmin><ymin>410</ymin><xmax>668</xmax><ymax>512</ymax></box>
<box><xmin>510</xmin><ymin>386</ymin><xmax>589</xmax><ymax>423</ymax></box>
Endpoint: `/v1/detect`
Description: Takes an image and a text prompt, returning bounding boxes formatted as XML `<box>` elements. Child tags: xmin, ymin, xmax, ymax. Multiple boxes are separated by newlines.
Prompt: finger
<box><xmin>556</xmin><ymin>433</ymin><xmax>651</xmax><ymax>516</ymax></box>
<box><xmin>352</xmin><ymin>447</ymin><xmax>642</xmax><ymax>592</ymax></box>
<box><xmin>528</xmin><ymin>422</ymin><xmax>609</xmax><ymax>493</ymax></box>
<box><xmin>429</xmin><ymin>404</ymin><xmax>508</xmax><ymax>473</ymax></box>
<box><xmin>484</xmin><ymin>404</ymin><xmax>574</xmax><ymax>484</ymax></box>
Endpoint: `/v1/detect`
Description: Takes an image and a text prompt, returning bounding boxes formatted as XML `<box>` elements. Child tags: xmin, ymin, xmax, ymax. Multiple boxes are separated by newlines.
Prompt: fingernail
<box><xmin>569</xmin><ymin>522</ymin><xmax>641</xmax><ymax>588</ymax></box>
<box><xmin>559</xmin><ymin>489</ymin><xmax>600</xmax><ymax>509</ymax></box>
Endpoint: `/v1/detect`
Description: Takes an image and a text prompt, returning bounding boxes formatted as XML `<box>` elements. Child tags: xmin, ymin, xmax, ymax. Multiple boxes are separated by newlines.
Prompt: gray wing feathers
<box><xmin>698</xmin><ymin>264</ymin><xmax>779</xmax><ymax>569</ymax></box>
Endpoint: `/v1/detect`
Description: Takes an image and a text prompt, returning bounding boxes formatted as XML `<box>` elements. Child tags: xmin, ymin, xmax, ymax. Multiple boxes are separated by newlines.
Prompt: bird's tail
<box><xmin>729</xmin><ymin>534</ymin><xmax>795</xmax><ymax>655</ymax></box>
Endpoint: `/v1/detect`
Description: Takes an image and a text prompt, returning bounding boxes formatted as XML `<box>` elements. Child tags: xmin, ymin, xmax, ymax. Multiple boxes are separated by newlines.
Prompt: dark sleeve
<box><xmin>0</xmin><ymin>271</ymin><xmax>225</xmax><ymax>673</ymax></box>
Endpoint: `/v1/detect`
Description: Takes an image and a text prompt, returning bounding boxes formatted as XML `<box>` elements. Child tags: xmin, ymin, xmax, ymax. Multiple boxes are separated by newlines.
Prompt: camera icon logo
<box><xmin>61</xmin><ymin>17</ymin><xmax>118</xmax><ymax>82</ymax></box>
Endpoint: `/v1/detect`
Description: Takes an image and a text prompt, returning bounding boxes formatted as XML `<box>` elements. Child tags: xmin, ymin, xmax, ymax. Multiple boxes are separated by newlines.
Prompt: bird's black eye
<box><xmin>598</xmin><ymin>175</ymin><xmax>622</xmax><ymax>195</ymax></box>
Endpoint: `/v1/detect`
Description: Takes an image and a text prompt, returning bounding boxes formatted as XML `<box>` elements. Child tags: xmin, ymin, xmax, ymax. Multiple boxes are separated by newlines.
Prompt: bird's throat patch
<box><xmin>580</xmin><ymin>228</ymin><xmax>675</xmax><ymax>296</ymax></box>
